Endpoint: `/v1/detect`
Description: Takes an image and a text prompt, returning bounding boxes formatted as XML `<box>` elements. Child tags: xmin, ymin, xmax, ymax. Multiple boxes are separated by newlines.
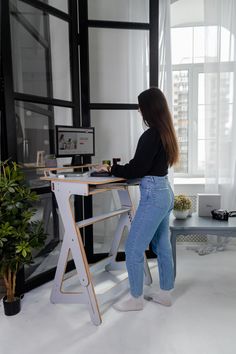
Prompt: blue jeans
<box><xmin>125</xmin><ymin>176</ymin><xmax>174</xmax><ymax>297</ymax></box>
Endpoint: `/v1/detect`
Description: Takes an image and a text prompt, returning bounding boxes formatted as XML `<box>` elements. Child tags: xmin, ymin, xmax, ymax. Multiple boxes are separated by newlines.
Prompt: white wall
<box><xmin>171</xmin><ymin>0</ymin><xmax>204</xmax><ymax>27</ymax></box>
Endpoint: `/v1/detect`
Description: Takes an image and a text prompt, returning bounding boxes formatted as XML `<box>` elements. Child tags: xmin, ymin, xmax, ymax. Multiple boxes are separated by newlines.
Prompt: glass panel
<box><xmin>203</xmin><ymin>72</ymin><xmax>233</xmax><ymax>140</ymax></box>
<box><xmin>49</xmin><ymin>16</ymin><xmax>71</xmax><ymax>100</ymax></box>
<box><xmin>88</xmin><ymin>0</ymin><xmax>149</xmax><ymax>23</ymax></box>
<box><xmin>171</xmin><ymin>27</ymin><xmax>193</xmax><ymax>65</ymax></box>
<box><xmin>205</xmin><ymin>26</ymin><xmax>218</xmax><ymax>62</ymax></box>
<box><xmin>89</xmin><ymin>28</ymin><xmax>149</xmax><ymax>103</ymax></box>
<box><xmin>172</xmin><ymin>70</ymin><xmax>189</xmax><ymax>173</ymax></box>
<box><xmin>194</xmin><ymin>26</ymin><xmax>204</xmax><ymax>63</ymax></box>
<box><xmin>198</xmin><ymin>73</ymin><xmax>205</xmax><ymax>104</ymax></box>
<box><xmin>91</xmin><ymin>110</ymin><xmax>143</xmax><ymax>164</ymax></box>
<box><xmin>198</xmin><ymin>105</ymin><xmax>205</xmax><ymax>139</ymax></box>
<box><xmin>91</xmin><ymin>110</ymin><xmax>143</xmax><ymax>252</ymax></box>
<box><xmin>197</xmin><ymin>72</ymin><xmax>233</xmax><ymax>174</ymax></box>
<box><xmin>220</xmin><ymin>72</ymin><xmax>234</xmax><ymax>103</ymax></box>
<box><xmin>172</xmin><ymin>25</ymin><xmax>235</xmax><ymax>64</ymax></box>
<box><xmin>204</xmin><ymin>72</ymin><xmax>233</xmax><ymax>104</ymax></box>
<box><xmin>220</xmin><ymin>103</ymin><xmax>233</xmax><ymax>138</ymax></box>
<box><xmin>40</xmin><ymin>0</ymin><xmax>68</xmax><ymax>13</ymax></box>
<box><xmin>15</xmin><ymin>101</ymin><xmax>72</xmax><ymax>169</ymax></box>
<box><xmin>197</xmin><ymin>139</ymin><xmax>205</xmax><ymax>171</ymax></box>
<box><xmin>10</xmin><ymin>0</ymin><xmax>71</xmax><ymax>100</ymax></box>
<box><xmin>220</xmin><ymin>26</ymin><xmax>234</xmax><ymax>62</ymax></box>
<box><xmin>204</xmin><ymin>25</ymin><xmax>235</xmax><ymax>63</ymax></box>
<box><xmin>54</xmin><ymin>106</ymin><xmax>73</xmax><ymax>126</ymax></box>
<box><xmin>24</xmin><ymin>193</ymin><xmax>61</xmax><ymax>281</ymax></box>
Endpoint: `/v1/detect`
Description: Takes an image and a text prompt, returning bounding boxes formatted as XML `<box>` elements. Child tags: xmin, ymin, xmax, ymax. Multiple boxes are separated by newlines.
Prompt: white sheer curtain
<box><xmin>159</xmin><ymin>0</ymin><xmax>174</xmax><ymax>186</ymax></box>
<box><xmin>204</xmin><ymin>0</ymin><xmax>236</xmax><ymax>211</ymax></box>
<box><xmin>159</xmin><ymin>0</ymin><xmax>172</xmax><ymax>106</ymax></box>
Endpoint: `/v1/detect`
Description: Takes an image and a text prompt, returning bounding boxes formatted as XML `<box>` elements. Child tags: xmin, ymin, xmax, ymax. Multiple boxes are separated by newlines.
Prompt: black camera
<box><xmin>211</xmin><ymin>209</ymin><xmax>229</xmax><ymax>221</ymax></box>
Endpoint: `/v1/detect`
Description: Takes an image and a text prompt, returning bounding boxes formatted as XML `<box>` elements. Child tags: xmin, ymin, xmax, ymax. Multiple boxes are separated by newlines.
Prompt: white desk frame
<box><xmin>43</xmin><ymin>174</ymin><xmax>152</xmax><ymax>325</ymax></box>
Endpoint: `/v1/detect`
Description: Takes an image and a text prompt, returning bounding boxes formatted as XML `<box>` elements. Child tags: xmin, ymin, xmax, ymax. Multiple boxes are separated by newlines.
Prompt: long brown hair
<box><xmin>138</xmin><ymin>87</ymin><xmax>179</xmax><ymax>166</ymax></box>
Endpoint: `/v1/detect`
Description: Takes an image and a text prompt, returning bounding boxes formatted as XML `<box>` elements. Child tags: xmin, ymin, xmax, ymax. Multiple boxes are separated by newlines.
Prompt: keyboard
<box><xmin>90</xmin><ymin>171</ymin><xmax>111</xmax><ymax>177</ymax></box>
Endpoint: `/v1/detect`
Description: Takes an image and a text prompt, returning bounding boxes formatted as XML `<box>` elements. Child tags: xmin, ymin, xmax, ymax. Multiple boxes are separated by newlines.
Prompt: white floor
<box><xmin>1</xmin><ymin>245</ymin><xmax>236</xmax><ymax>354</ymax></box>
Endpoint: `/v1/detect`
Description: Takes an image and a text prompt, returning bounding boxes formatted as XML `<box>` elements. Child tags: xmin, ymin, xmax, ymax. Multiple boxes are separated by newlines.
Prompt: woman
<box><xmin>98</xmin><ymin>87</ymin><xmax>179</xmax><ymax>311</ymax></box>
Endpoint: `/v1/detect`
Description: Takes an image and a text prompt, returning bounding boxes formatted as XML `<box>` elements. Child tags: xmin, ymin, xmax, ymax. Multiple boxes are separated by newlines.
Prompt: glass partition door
<box><xmin>1</xmin><ymin>0</ymin><xmax>80</xmax><ymax>292</ymax></box>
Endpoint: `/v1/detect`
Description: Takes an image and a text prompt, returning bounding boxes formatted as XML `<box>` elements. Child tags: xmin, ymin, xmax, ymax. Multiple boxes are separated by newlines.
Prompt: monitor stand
<box><xmin>71</xmin><ymin>154</ymin><xmax>82</xmax><ymax>166</ymax></box>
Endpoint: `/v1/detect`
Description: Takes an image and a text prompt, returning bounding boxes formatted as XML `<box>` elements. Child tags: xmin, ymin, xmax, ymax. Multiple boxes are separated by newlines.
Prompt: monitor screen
<box><xmin>55</xmin><ymin>125</ymin><xmax>95</xmax><ymax>157</ymax></box>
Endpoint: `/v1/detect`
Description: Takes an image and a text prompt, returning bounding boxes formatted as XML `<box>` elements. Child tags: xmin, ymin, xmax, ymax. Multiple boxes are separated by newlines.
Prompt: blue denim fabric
<box><xmin>125</xmin><ymin>175</ymin><xmax>174</xmax><ymax>297</ymax></box>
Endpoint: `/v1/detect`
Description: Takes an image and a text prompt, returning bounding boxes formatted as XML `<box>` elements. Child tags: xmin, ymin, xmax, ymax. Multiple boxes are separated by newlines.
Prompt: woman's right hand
<box><xmin>94</xmin><ymin>164</ymin><xmax>111</xmax><ymax>172</ymax></box>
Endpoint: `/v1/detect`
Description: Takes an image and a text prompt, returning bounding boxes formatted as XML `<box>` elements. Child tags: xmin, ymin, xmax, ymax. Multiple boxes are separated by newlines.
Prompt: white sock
<box><xmin>113</xmin><ymin>295</ymin><xmax>144</xmax><ymax>312</ymax></box>
<box><xmin>146</xmin><ymin>289</ymin><xmax>172</xmax><ymax>307</ymax></box>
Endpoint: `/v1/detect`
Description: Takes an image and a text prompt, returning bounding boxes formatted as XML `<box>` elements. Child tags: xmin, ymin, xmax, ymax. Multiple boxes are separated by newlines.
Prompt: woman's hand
<box><xmin>94</xmin><ymin>164</ymin><xmax>111</xmax><ymax>172</ymax></box>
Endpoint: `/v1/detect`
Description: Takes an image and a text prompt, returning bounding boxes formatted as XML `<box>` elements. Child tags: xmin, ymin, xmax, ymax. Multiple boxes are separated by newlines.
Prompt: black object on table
<box><xmin>90</xmin><ymin>171</ymin><xmax>111</xmax><ymax>177</ymax></box>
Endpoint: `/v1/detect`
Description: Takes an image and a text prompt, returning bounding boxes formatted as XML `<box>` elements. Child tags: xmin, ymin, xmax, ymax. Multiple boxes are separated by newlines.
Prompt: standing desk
<box><xmin>41</xmin><ymin>172</ymin><xmax>152</xmax><ymax>325</ymax></box>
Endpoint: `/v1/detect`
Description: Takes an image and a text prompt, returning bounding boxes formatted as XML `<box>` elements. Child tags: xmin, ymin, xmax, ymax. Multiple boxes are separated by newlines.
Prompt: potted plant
<box><xmin>0</xmin><ymin>160</ymin><xmax>46</xmax><ymax>316</ymax></box>
<box><xmin>173</xmin><ymin>194</ymin><xmax>192</xmax><ymax>219</ymax></box>
<box><xmin>45</xmin><ymin>154</ymin><xmax>57</xmax><ymax>168</ymax></box>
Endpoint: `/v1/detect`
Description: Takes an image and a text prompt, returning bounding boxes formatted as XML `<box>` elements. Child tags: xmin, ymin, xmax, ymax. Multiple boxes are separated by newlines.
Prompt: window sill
<box><xmin>174</xmin><ymin>177</ymin><xmax>205</xmax><ymax>185</ymax></box>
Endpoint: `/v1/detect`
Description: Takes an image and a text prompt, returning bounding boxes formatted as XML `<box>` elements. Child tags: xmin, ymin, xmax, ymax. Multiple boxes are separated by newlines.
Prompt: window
<box><xmin>171</xmin><ymin>26</ymin><xmax>234</xmax><ymax>176</ymax></box>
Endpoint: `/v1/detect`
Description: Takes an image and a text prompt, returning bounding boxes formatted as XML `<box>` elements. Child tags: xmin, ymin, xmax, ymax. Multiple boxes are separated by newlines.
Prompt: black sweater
<box><xmin>111</xmin><ymin>128</ymin><xmax>168</xmax><ymax>179</ymax></box>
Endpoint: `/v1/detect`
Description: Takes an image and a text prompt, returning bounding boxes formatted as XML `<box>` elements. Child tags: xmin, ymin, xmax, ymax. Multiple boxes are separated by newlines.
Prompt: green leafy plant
<box><xmin>0</xmin><ymin>160</ymin><xmax>46</xmax><ymax>302</ymax></box>
<box><xmin>174</xmin><ymin>194</ymin><xmax>192</xmax><ymax>211</ymax></box>
<box><xmin>45</xmin><ymin>154</ymin><xmax>56</xmax><ymax>160</ymax></box>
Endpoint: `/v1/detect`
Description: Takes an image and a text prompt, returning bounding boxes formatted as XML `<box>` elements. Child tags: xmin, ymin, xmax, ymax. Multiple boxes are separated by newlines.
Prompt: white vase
<box><xmin>173</xmin><ymin>209</ymin><xmax>189</xmax><ymax>219</ymax></box>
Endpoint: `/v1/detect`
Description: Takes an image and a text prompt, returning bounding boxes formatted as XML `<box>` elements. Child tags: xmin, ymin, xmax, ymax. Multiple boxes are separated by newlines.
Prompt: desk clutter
<box><xmin>197</xmin><ymin>193</ymin><xmax>221</xmax><ymax>216</ymax></box>
<box><xmin>211</xmin><ymin>209</ymin><xmax>236</xmax><ymax>221</ymax></box>
<box><xmin>90</xmin><ymin>171</ymin><xmax>111</xmax><ymax>177</ymax></box>
<box><xmin>197</xmin><ymin>193</ymin><xmax>236</xmax><ymax>221</ymax></box>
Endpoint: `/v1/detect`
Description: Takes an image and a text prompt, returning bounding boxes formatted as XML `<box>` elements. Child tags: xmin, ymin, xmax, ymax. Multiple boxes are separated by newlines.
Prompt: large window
<box><xmin>171</xmin><ymin>25</ymin><xmax>234</xmax><ymax>176</ymax></box>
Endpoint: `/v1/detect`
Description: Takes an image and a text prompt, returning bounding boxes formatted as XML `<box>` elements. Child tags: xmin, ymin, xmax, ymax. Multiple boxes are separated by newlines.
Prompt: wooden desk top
<box><xmin>22</xmin><ymin>163</ymin><xmax>98</xmax><ymax>171</ymax></box>
<box><xmin>39</xmin><ymin>163</ymin><xmax>127</xmax><ymax>185</ymax></box>
<box><xmin>41</xmin><ymin>175</ymin><xmax>125</xmax><ymax>185</ymax></box>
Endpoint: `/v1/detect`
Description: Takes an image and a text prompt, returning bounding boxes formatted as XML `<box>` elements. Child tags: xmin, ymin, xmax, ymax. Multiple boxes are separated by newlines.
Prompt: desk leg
<box><xmin>51</xmin><ymin>183</ymin><xmax>101</xmax><ymax>326</ymax></box>
<box><xmin>50</xmin><ymin>233</ymin><xmax>70</xmax><ymax>303</ymax></box>
<box><xmin>170</xmin><ymin>231</ymin><xmax>177</xmax><ymax>279</ymax></box>
<box><xmin>143</xmin><ymin>255</ymin><xmax>152</xmax><ymax>285</ymax></box>
<box><xmin>105</xmin><ymin>213</ymin><xmax>130</xmax><ymax>270</ymax></box>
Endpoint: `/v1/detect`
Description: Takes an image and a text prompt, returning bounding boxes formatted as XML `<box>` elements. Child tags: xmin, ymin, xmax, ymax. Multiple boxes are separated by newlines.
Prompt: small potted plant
<box><xmin>45</xmin><ymin>154</ymin><xmax>57</xmax><ymax>168</ymax></box>
<box><xmin>0</xmin><ymin>160</ymin><xmax>46</xmax><ymax>316</ymax></box>
<box><xmin>173</xmin><ymin>194</ymin><xmax>192</xmax><ymax>219</ymax></box>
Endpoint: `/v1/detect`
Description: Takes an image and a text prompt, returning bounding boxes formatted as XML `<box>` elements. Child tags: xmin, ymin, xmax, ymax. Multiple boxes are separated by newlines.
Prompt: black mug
<box><xmin>112</xmin><ymin>158</ymin><xmax>121</xmax><ymax>165</ymax></box>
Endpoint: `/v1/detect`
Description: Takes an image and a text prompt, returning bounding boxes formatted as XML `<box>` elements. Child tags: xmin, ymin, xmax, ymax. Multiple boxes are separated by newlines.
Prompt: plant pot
<box><xmin>45</xmin><ymin>158</ymin><xmax>57</xmax><ymax>168</ymax></box>
<box><xmin>173</xmin><ymin>209</ymin><xmax>190</xmax><ymax>219</ymax></box>
<box><xmin>3</xmin><ymin>296</ymin><xmax>21</xmax><ymax>316</ymax></box>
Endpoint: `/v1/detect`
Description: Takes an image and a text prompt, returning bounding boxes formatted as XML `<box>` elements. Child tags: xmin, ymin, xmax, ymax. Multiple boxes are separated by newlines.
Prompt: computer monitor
<box><xmin>55</xmin><ymin>125</ymin><xmax>95</xmax><ymax>165</ymax></box>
